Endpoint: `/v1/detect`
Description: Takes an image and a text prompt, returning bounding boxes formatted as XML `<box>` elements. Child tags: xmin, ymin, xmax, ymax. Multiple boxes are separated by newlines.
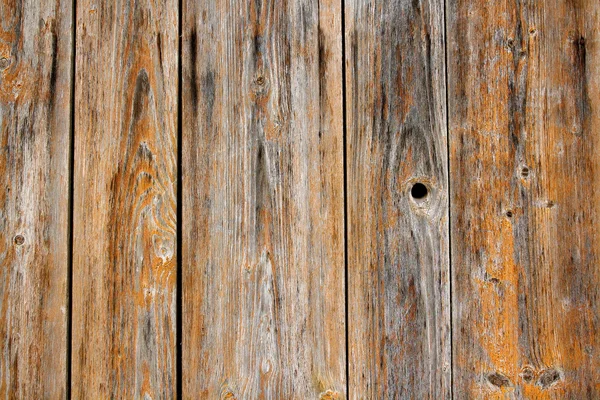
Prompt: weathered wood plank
<box><xmin>72</xmin><ymin>0</ymin><xmax>178</xmax><ymax>397</ymax></box>
<box><xmin>182</xmin><ymin>0</ymin><xmax>345</xmax><ymax>397</ymax></box>
<box><xmin>448</xmin><ymin>0</ymin><xmax>600</xmax><ymax>397</ymax></box>
<box><xmin>0</xmin><ymin>0</ymin><xmax>72</xmax><ymax>397</ymax></box>
<box><xmin>345</xmin><ymin>0</ymin><xmax>450</xmax><ymax>398</ymax></box>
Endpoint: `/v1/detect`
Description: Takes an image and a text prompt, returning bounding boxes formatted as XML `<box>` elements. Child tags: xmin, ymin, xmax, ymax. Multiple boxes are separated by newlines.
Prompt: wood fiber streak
<box><xmin>448</xmin><ymin>0</ymin><xmax>600</xmax><ymax>397</ymax></box>
<box><xmin>182</xmin><ymin>0</ymin><xmax>345</xmax><ymax>398</ymax></box>
<box><xmin>345</xmin><ymin>0</ymin><xmax>450</xmax><ymax>398</ymax></box>
<box><xmin>0</xmin><ymin>0</ymin><xmax>71</xmax><ymax>397</ymax></box>
<box><xmin>72</xmin><ymin>0</ymin><xmax>177</xmax><ymax>397</ymax></box>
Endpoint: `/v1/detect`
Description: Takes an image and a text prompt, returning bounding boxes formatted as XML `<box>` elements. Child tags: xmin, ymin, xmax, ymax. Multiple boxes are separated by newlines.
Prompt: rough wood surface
<box><xmin>72</xmin><ymin>0</ymin><xmax>178</xmax><ymax>397</ymax></box>
<box><xmin>0</xmin><ymin>0</ymin><xmax>71</xmax><ymax>397</ymax></box>
<box><xmin>345</xmin><ymin>0</ymin><xmax>450</xmax><ymax>398</ymax></box>
<box><xmin>448</xmin><ymin>0</ymin><xmax>600</xmax><ymax>397</ymax></box>
<box><xmin>182</xmin><ymin>0</ymin><xmax>346</xmax><ymax>397</ymax></box>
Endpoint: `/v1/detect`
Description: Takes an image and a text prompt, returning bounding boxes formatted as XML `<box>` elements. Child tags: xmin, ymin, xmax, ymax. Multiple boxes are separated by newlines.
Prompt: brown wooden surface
<box><xmin>345</xmin><ymin>0</ymin><xmax>451</xmax><ymax>398</ymax></box>
<box><xmin>182</xmin><ymin>0</ymin><xmax>346</xmax><ymax>397</ymax></box>
<box><xmin>1</xmin><ymin>0</ymin><xmax>600</xmax><ymax>397</ymax></box>
<box><xmin>0</xmin><ymin>0</ymin><xmax>72</xmax><ymax>397</ymax></box>
<box><xmin>72</xmin><ymin>0</ymin><xmax>178</xmax><ymax>397</ymax></box>
<box><xmin>448</xmin><ymin>0</ymin><xmax>600</xmax><ymax>397</ymax></box>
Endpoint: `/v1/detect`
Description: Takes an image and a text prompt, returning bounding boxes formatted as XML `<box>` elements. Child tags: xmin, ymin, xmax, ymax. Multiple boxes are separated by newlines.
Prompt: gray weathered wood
<box><xmin>345</xmin><ymin>0</ymin><xmax>451</xmax><ymax>398</ymax></box>
<box><xmin>182</xmin><ymin>0</ymin><xmax>346</xmax><ymax>397</ymax></box>
<box><xmin>448</xmin><ymin>0</ymin><xmax>600</xmax><ymax>397</ymax></box>
<box><xmin>72</xmin><ymin>0</ymin><xmax>178</xmax><ymax>397</ymax></box>
<box><xmin>0</xmin><ymin>0</ymin><xmax>72</xmax><ymax>397</ymax></box>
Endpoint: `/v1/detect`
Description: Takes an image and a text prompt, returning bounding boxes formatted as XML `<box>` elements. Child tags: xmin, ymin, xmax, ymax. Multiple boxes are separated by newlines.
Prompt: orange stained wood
<box><xmin>0</xmin><ymin>0</ymin><xmax>598</xmax><ymax>398</ymax></box>
<box><xmin>448</xmin><ymin>0</ymin><xmax>600</xmax><ymax>397</ymax></box>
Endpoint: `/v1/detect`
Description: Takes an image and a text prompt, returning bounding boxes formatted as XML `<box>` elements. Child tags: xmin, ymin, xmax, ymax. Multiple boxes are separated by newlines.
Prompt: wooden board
<box><xmin>0</xmin><ymin>0</ymin><xmax>72</xmax><ymax>397</ymax></box>
<box><xmin>182</xmin><ymin>0</ymin><xmax>346</xmax><ymax>397</ymax></box>
<box><xmin>448</xmin><ymin>0</ymin><xmax>600</xmax><ymax>397</ymax></box>
<box><xmin>72</xmin><ymin>0</ymin><xmax>178</xmax><ymax>397</ymax></box>
<box><xmin>345</xmin><ymin>0</ymin><xmax>450</xmax><ymax>398</ymax></box>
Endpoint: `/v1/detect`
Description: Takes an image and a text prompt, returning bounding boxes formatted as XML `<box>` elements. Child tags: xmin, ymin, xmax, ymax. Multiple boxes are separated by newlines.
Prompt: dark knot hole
<box><xmin>411</xmin><ymin>183</ymin><xmax>428</xmax><ymax>200</ymax></box>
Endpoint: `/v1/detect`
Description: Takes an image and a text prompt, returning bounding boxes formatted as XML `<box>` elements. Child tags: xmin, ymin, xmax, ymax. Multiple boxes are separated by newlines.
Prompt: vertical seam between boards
<box><xmin>67</xmin><ymin>0</ymin><xmax>77</xmax><ymax>396</ymax></box>
<box><xmin>340</xmin><ymin>0</ymin><xmax>349</xmax><ymax>398</ymax></box>
<box><xmin>442</xmin><ymin>0</ymin><xmax>453</xmax><ymax>397</ymax></box>
<box><xmin>176</xmin><ymin>0</ymin><xmax>183</xmax><ymax>396</ymax></box>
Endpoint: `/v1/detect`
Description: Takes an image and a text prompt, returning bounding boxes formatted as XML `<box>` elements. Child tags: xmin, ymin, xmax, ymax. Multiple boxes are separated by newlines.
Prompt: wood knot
<box><xmin>13</xmin><ymin>235</ymin><xmax>25</xmax><ymax>246</ymax></box>
<box><xmin>0</xmin><ymin>57</ymin><xmax>10</xmax><ymax>70</ymax></box>
<box><xmin>319</xmin><ymin>390</ymin><xmax>341</xmax><ymax>400</ymax></box>
<box><xmin>251</xmin><ymin>74</ymin><xmax>269</xmax><ymax>97</ymax></box>
<box><xmin>506</xmin><ymin>38</ymin><xmax>515</xmax><ymax>50</ymax></box>
<box><xmin>537</xmin><ymin>368</ymin><xmax>561</xmax><ymax>388</ymax></box>
<box><xmin>220</xmin><ymin>385</ymin><xmax>237</xmax><ymax>399</ymax></box>
<box><xmin>519</xmin><ymin>366</ymin><xmax>535</xmax><ymax>382</ymax></box>
<box><xmin>487</xmin><ymin>372</ymin><xmax>511</xmax><ymax>388</ymax></box>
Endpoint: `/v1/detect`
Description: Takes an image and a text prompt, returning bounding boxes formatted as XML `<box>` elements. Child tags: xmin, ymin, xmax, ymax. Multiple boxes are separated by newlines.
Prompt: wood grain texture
<box><xmin>182</xmin><ymin>0</ymin><xmax>345</xmax><ymax>397</ymax></box>
<box><xmin>345</xmin><ymin>0</ymin><xmax>450</xmax><ymax>398</ymax></box>
<box><xmin>0</xmin><ymin>0</ymin><xmax>71</xmax><ymax>397</ymax></box>
<box><xmin>448</xmin><ymin>0</ymin><xmax>600</xmax><ymax>397</ymax></box>
<box><xmin>72</xmin><ymin>0</ymin><xmax>177</xmax><ymax>397</ymax></box>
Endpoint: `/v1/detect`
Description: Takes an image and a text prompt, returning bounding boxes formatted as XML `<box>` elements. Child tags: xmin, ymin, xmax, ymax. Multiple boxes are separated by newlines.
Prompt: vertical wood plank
<box><xmin>448</xmin><ymin>0</ymin><xmax>600</xmax><ymax>397</ymax></box>
<box><xmin>345</xmin><ymin>0</ymin><xmax>450</xmax><ymax>398</ymax></box>
<box><xmin>0</xmin><ymin>0</ymin><xmax>71</xmax><ymax>397</ymax></box>
<box><xmin>182</xmin><ymin>0</ymin><xmax>346</xmax><ymax>397</ymax></box>
<box><xmin>72</xmin><ymin>0</ymin><xmax>178</xmax><ymax>397</ymax></box>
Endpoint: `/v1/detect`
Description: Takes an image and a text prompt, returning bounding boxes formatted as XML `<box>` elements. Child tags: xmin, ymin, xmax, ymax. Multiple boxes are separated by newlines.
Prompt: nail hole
<box><xmin>521</xmin><ymin>166</ymin><xmax>530</xmax><ymax>177</ymax></box>
<box><xmin>410</xmin><ymin>182</ymin><xmax>428</xmax><ymax>201</ymax></box>
<box><xmin>14</xmin><ymin>235</ymin><xmax>25</xmax><ymax>246</ymax></box>
<box><xmin>505</xmin><ymin>210</ymin><xmax>513</xmax><ymax>218</ymax></box>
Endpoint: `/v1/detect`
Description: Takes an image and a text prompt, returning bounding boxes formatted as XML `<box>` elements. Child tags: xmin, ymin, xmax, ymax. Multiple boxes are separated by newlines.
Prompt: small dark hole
<box><xmin>521</xmin><ymin>167</ymin><xmax>529</xmax><ymax>177</ymax></box>
<box><xmin>14</xmin><ymin>235</ymin><xmax>25</xmax><ymax>246</ymax></box>
<box><xmin>505</xmin><ymin>210</ymin><xmax>513</xmax><ymax>218</ymax></box>
<box><xmin>411</xmin><ymin>183</ymin><xmax>428</xmax><ymax>200</ymax></box>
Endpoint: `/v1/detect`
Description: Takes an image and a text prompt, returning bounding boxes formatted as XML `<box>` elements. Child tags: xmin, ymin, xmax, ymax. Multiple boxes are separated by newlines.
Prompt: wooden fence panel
<box><xmin>182</xmin><ymin>0</ymin><xmax>346</xmax><ymax>397</ymax></box>
<box><xmin>345</xmin><ymin>0</ymin><xmax>451</xmax><ymax>398</ymax></box>
<box><xmin>72</xmin><ymin>0</ymin><xmax>178</xmax><ymax>397</ymax></box>
<box><xmin>0</xmin><ymin>0</ymin><xmax>72</xmax><ymax>397</ymax></box>
<box><xmin>448</xmin><ymin>0</ymin><xmax>600</xmax><ymax>397</ymax></box>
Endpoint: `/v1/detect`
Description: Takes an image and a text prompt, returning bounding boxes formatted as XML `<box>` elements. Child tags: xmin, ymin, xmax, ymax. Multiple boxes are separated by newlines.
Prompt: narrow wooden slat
<box><xmin>345</xmin><ymin>0</ymin><xmax>450</xmax><ymax>397</ymax></box>
<box><xmin>182</xmin><ymin>0</ymin><xmax>345</xmax><ymax>397</ymax></box>
<box><xmin>72</xmin><ymin>0</ymin><xmax>178</xmax><ymax>397</ymax></box>
<box><xmin>0</xmin><ymin>0</ymin><xmax>72</xmax><ymax>397</ymax></box>
<box><xmin>448</xmin><ymin>0</ymin><xmax>600</xmax><ymax>397</ymax></box>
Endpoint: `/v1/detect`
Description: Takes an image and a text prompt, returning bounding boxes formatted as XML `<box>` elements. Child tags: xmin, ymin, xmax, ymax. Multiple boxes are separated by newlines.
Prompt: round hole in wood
<box><xmin>411</xmin><ymin>183</ymin><xmax>428</xmax><ymax>200</ymax></box>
